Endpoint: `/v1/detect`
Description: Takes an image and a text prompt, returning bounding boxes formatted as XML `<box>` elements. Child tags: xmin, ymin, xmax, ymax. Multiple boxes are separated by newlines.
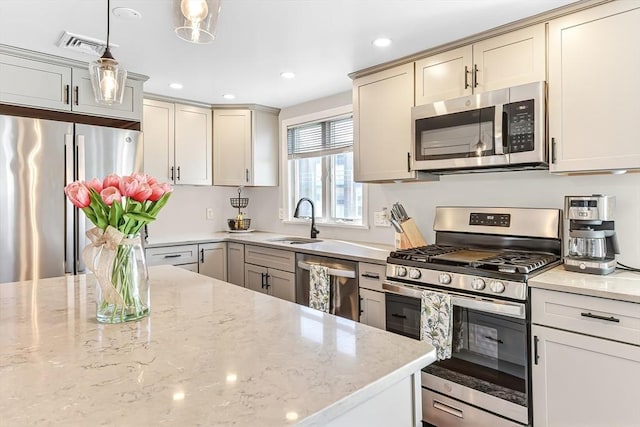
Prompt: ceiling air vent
<box><xmin>56</xmin><ymin>31</ymin><xmax>118</xmax><ymax>56</ymax></box>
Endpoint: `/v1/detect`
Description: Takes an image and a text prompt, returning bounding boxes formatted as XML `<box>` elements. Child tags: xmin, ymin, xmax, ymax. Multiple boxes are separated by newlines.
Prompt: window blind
<box><xmin>287</xmin><ymin>116</ymin><xmax>353</xmax><ymax>159</ymax></box>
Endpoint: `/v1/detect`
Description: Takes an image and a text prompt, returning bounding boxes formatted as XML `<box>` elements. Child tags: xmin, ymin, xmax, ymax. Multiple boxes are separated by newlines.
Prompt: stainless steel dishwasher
<box><xmin>295</xmin><ymin>253</ymin><xmax>359</xmax><ymax>321</ymax></box>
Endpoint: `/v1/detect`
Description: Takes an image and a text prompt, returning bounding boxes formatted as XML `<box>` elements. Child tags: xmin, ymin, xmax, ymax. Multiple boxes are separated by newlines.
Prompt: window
<box><xmin>287</xmin><ymin>114</ymin><xmax>364</xmax><ymax>225</ymax></box>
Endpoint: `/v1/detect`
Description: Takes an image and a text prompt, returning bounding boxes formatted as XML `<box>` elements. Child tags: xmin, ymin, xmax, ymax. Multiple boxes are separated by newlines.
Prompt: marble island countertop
<box><xmin>146</xmin><ymin>231</ymin><xmax>395</xmax><ymax>264</ymax></box>
<box><xmin>0</xmin><ymin>266</ymin><xmax>435</xmax><ymax>426</ymax></box>
<box><xmin>529</xmin><ymin>265</ymin><xmax>640</xmax><ymax>303</ymax></box>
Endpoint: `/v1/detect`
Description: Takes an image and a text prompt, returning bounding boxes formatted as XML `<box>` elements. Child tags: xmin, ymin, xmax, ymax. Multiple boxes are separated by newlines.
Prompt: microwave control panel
<box><xmin>504</xmin><ymin>99</ymin><xmax>534</xmax><ymax>153</ymax></box>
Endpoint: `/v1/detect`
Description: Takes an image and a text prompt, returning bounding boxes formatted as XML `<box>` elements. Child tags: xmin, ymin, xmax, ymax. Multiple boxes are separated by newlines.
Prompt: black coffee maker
<box><xmin>564</xmin><ymin>195</ymin><xmax>619</xmax><ymax>275</ymax></box>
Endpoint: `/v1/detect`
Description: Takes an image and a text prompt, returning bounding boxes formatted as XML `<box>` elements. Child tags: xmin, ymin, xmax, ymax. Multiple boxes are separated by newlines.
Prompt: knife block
<box><xmin>397</xmin><ymin>218</ymin><xmax>427</xmax><ymax>249</ymax></box>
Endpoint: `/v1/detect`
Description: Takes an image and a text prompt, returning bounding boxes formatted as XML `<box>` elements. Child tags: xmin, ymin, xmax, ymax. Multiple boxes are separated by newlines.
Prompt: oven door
<box><xmin>383</xmin><ymin>281</ymin><xmax>529</xmax><ymax>426</ymax></box>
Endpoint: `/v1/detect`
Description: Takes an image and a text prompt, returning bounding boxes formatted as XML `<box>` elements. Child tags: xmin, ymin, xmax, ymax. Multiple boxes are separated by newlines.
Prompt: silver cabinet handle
<box><xmin>433</xmin><ymin>400</ymin><xmax>464</xmax><ymax>418</ymax></box>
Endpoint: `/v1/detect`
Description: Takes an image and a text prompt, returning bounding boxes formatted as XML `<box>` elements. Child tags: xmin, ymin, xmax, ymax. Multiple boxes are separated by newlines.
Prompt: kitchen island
<box><xmin>0</xmin><ymin>265</ymin><xmax>435</xmax><ymax>426</ymax></box>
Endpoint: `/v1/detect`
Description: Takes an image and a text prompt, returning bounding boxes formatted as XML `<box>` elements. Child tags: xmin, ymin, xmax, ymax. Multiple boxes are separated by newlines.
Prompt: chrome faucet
<box><xmin>293</xmin><ymin>197</ymin><xmax>319</xmax><ymax>239</ymax></box>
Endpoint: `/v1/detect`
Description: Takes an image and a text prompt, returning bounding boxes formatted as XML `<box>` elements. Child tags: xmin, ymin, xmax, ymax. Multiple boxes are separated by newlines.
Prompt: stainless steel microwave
<box><xmin>411</xmin><ymin>81</ymin><xmax>547</xmax><ymax>173</ymax></box>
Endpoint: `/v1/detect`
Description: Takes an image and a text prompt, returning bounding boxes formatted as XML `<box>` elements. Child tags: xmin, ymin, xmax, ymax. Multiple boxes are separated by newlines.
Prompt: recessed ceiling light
<box><xmin>373</xmin><ymin>37</ymin><xmax>392</xmax><ymax>47</ymax></box>
<box><xmin>169</xmin><ymin>83</ymin><xmax>183</xmax><ymax>90</ymax></box>
<box><xmin>223</xmin><ymin>94</ymin><xmax>236</xmax><ymax>100</ymax></box>
<box><xmin>112</xmin><ymin>7</ymin><xmax>142</xmax><ymax>20</ymax></box>
<box><xmin>280</xmin><ymin>71</ymin><xmax>296</xmax><ymax>79</ymax></box>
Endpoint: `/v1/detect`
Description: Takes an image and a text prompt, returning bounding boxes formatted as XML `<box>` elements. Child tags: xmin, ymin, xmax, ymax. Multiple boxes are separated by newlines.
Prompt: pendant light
<box><xmin>89</xmin><ymin>0</ymin><xmax>127</xmax><ymax>105</ymax></box>
<box><xmin>173</xmin><ymin>0</ymin><xmax>222</xmax><ymax>44</ymax></box>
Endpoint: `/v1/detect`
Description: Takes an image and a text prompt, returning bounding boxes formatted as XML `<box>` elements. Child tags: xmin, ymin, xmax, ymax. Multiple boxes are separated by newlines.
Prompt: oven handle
<box><xmin>382</xmin><ymin>281</ymin><xmax>526</xmax><ymax>319</ymax></box>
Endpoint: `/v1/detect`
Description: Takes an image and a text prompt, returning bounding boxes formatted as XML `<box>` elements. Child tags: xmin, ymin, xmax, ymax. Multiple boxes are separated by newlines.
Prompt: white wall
<box><xmin>155</xmin><ymin>90</ymin><xmax>640</xmax><ymax>267</ymax></box>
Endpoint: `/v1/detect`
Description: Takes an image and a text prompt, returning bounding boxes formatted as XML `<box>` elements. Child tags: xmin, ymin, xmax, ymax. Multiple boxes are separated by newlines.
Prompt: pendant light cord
<box><xmin>106</xmin><ymin>0</ymin><xmax>110</xmax><ymax>49</ymax></box>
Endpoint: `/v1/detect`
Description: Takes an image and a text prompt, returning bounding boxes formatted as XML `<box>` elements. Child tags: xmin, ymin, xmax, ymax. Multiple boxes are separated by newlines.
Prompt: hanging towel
<box><xmin>420</xmin><ymin>290</ymin><xmax>453</xmax><ymax>361</ymax></box>
<box><xmin>309</xmin><ymin>264</ymin><xmax>330</xmax><ymax>313</ymax></box>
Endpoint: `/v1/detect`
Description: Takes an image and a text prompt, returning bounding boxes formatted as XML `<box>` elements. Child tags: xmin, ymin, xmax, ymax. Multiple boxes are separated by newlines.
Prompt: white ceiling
<box><xmin>0</xmin><ymin>0</ymin><xmax>578</xmax><ymax>109</ymax></box>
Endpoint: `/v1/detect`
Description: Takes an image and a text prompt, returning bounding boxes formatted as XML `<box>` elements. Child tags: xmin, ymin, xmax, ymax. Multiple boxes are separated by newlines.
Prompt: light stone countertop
<box><xmin>529</xmin><ymin>265</ymin><xmax>640</xmax><ymax>303</ymax></box>
<box><xmin>0</xmin><ymin>265</ymin><xmax>435</xmax><ymax>426</ymax></box>
<box><xmin>146</xmin><ymin>231</ymin><xmax>395</xmax><ymax>264</ymax></box>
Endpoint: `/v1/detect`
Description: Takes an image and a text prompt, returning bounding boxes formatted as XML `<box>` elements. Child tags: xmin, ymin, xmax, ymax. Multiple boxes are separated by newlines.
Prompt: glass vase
<box><xmin>96</xmin><ymin>233</ymin><xmax>150</xmax><ymax>323</ymax></box>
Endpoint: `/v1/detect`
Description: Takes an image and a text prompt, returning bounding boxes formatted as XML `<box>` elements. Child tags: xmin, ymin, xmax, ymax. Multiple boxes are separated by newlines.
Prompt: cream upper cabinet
<box><xmin>0</xmin><ymin>51</ymin><xmax>143</xmax><ymax>121</ymax></box>
<box><xmin>213</xmin><ymin>108</ymin><xmax>279</xmax><ymax>187</ymax></box>
<box><xmin>353</xmin><ymin>63</ymin><xmax>416</xmax><ymax>182</ymax></box>
<box><xmin>415</xmin><ymin>24</ymin><xmax>545</xmax><ymax>106</ymax></box>
<box><xmin>143</xmin><ymin>99</ymin><xmax>212</xmax><ymax>185</ymax></box>
<box><xmin>548</xmin><ymin>2</ymin><xmax>640</xmax><ymax>173</ymax></box>
<box><xmin>175</xmin><ymin>104</ymin><xmax>212</xmax><ymax>185</ymax></box>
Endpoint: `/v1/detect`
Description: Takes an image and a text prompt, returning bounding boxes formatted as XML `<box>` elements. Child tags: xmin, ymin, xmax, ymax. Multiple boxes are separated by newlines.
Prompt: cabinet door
<box><xmin>267</xmin><ymin>269</ymin><xmax>296</xmax><ymax>303</ymax></box>
<box><xmin>245</xmin><ymin>263</ymin><xmax>268</xmax><ymax>295</ymax></box>
<box><xmin>0</xmin><ymin>54</ymin><xmax>71</xmax><ymax>111</ymax></box>
<box><xmin>143</xmin><ymin>99</ymin><xmax>175</xmax><ymax>183</ymax></box>
<box><xmin>198</xmin><ymin>242</ymin><xmax>227</xmax><ymax>281</ymax></box>
<box><xmin>531</xmin><ymin>324</ymin><xmax>640</xmax><ymax>427</ymax></box>
<box><xmin>251</xmin><ymin>109</ymin><xmax>279</xmax><ymax>186</ymax></box>
<box><xmin>175</xmin><ymin>104</ymin><xmax>212</xmax><ymax>185</ymax></box>
<box><xmin>353</xmin><ymin>63</ymin><xmax>415</xmax><ymax>182</ymax></box>
<box><xmin>359</xmin><ymin>288</ymin><xmax>386</xmax><ymax>330</ymax></box>
<box><xmin>227</xmin><ymin>242</ymin><xmax>245</xmax><ymax>286</ymax></box>
<box><xmin>72</xmin><ymin>68</ymin><xmax>143</xmax><ymax>121</ymax></box>
<box><xmin>145</xmin><ymin>244</ymin><xmax>199</xmax><ymax>267</ymax></box>
<box><xmin>415</xmin><ymin>45</ymin><xmax>472</xmax><ymax>106</ymax></box>
<box><xmin>213</xmin><ymin>109</ymin><xmax>251</xmax><ymax>186</ymax></box>
<box><xmin>473</xmin><ymin>24</ymin><xmax>545</xmax><ymax>93</ymax></box>
<box><xmin>548</xmin><ymin>3</ymin><xmax>640</xmax><ymax>173</ymax></box>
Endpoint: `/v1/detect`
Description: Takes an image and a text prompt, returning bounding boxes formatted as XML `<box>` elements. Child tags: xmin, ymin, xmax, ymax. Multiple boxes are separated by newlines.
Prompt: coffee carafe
<box><xmin>564</xmin><ymin>195</ymin><xmax>619</xmax><ymax>275</ymax></box>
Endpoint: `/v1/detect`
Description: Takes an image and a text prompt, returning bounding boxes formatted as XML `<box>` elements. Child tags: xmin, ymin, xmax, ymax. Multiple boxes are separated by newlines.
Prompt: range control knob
<box><xmin>409</xmin><ymin>269</ymin><xmax>422</xmax><ymax>279</ymax></box>
<box><xmin>471</xmin><ymin>278</ymin><xmax>486</xmax><ymax>290</ymax></box>
<box><xmin>490</xmin><ymin>280</ymin><xmax>506</xmax><ymax>294</ymax></box>
<box><xmin>438</xmin><ymin>273</ymin><xmax>452</xmax><ymax>285</ymax></box>
<box><xmin>396</xmin><ymin>266</ymin><xmax>408</xmax><ymax>277</ymax></box>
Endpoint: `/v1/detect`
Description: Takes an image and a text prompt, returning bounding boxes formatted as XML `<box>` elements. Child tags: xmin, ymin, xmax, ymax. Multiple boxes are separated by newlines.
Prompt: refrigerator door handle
<box><xmin>65</xmin><ymin>133</ymin><xmax>75</xmax><ymax>274</ymax></box>
<box><xmin>76</xmin><ymin>134</ymin><xmax>87</xmax><ymax>273</ymax></box>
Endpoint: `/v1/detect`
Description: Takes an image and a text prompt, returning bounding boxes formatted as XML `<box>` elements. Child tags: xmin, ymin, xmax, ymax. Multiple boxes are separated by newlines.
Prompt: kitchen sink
<box><xmin>267</xmin><ymin>237</ymin><xmax>323</xmax><ymax>245</ymax></box>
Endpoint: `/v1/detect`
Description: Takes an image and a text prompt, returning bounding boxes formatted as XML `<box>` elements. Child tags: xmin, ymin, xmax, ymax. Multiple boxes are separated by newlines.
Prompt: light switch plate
<box><xmin>206</xmin><ymin>208</ymin><xmax>214</xmax><ymax>220</ymax></box>
<box><xmin>374</xmin><ymin>210</ymin><xmax>391</xmax><ymax>227</ymax></box>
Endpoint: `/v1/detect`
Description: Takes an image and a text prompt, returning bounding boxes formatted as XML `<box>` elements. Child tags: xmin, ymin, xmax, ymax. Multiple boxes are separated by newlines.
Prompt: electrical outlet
<box><xmin>278</xmin><ymin>208</ymin><xmax>284</xmax><ymax>220</ymax></box>
<box><xmin>206</xmin><ymin>208</ymin><xmax>214</xmax><ymax>220</ymax></box>
<box><xmin>374</xmin><ymin>210</ymin><xmax>391</xmax><ymax>227</ymax></box>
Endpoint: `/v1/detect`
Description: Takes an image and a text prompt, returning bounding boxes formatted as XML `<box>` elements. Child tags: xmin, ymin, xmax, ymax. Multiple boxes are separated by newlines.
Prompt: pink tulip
<box><xmin>131</xmin><ymin>172</ymin><xmax>158</xmax><ymax>186</ymax></box>
<box><xmin>100</xmin><ymin>186</ymin><xmax>122</xmax><ymax>206</ymax></box>
<box><xmin>84</xmin><ymin>178</ymin><xmax>103</xmax><ymax>194</ymax></box>
<box><xmin>131</xmin><ymin>182</ymin><xmax>153</xmax><ymax>202</ymax></box>
<box><xmin>64</xmin><ymin>182</ymin><xmax>91</xmax><ymax>209</ymax></box>
<box><xmin>159</xmin><ymin>182</ymin><xmax>173</xmax><ymax>194</ymax></box>
<box><xmin>119</xmin><ymin>176</ymin><xmax>139</xmax><ymax>198</ymax></box>
<box><xmin>148</xmin><ymin>183</ymin><xmax>165</xmax><ymax>201</ymax></box>
<box><xmin>103</xmin><ymin>174</ymin><xmax>121</xmax><ymax>190</ymax></box>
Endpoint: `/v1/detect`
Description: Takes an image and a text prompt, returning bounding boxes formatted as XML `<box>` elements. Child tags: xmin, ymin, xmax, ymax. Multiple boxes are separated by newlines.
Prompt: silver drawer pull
<box><xmin>433</xmin><ymin>400</ymin><xmax>464</xmax><ymax>418</ymax></box>
<box><xmin>164</xmin><ymin>254</ymin><xmax>182</xmax><ymax>259</ymax></box>
<box><xmin>361</xmin><ymin>273</ymin><xmax>380</xmax><ymax>279</ymax></box>
<box><xmin>581</xmin><ymin>312</ymin><xmax>620</xmax><ymax>323</ymax></box>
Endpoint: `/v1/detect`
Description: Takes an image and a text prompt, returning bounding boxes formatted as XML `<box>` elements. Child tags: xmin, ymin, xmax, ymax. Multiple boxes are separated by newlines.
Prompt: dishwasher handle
<box><xmin>297</xmin><ymin>261</ymin><xmax>356</xmax><ymax>279</ymax></box>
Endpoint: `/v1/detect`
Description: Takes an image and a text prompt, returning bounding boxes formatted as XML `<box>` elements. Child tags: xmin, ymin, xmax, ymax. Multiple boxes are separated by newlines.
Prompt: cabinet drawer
<box><xmin>245</xmin><ymin>245</ymin><xmax>295</xmax><ymax>272</ymax></box>
<box><xmin>146</xmin><ymin>244</ymin><xmax>199</xmax><ymax>266</ymax></box>
<box><xmin>359</xmin><ymin>262</ymin><xmax>386</xmax><ymax>291</ymax></box>
<box><xmin>531</xmin><ymin>288</ymin><xmax>640</xmax><ymax>345</ymax></box>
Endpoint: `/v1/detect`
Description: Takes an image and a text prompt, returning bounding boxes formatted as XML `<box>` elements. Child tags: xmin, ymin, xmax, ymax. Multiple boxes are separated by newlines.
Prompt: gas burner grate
<box><xmin>390</xmin><ymin>245</ymin><xmax>460</xmax><ymax>262</ymax></box>
<box><xmin>474</xmin><ymin>252</ymin><xmax>560</xmax><ymax>274</ymax></box>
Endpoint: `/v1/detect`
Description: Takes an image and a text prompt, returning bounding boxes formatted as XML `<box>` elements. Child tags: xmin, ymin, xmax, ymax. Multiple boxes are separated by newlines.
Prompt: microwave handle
<box><xmin>502</xmin><ymin>109</ymin><xmax>509</xmax><ymax>155</ymax></box>
<box><xmin>495</xmin><ymin>106</ymin><xmax>505</xmax><ymax>155</ymax></box>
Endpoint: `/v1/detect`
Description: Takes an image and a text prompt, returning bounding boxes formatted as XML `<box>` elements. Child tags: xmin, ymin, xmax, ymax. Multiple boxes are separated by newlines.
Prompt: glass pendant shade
<box><xmin>173</xmin><ymin>0</ymin><xmax>221</xmax><ymax>44</ymax></box>
<box><xmin>89</xmin><ymin>49</ymin><xmax>127</xmax><ymax>105</ymax></box>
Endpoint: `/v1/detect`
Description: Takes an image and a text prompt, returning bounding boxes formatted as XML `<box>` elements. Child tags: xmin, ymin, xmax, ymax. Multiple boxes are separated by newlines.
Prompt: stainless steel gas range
<box><xmin>383</xmin><ymin>207</ymin><xmax>562</xmax><ymax>427</ymax></box>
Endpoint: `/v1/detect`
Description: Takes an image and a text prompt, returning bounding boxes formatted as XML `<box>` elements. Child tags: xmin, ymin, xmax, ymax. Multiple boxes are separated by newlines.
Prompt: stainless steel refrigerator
<box><xmin>0</xmin><ymin>114</ymin><xmax>142</xmax><ymax>283</ymax></box>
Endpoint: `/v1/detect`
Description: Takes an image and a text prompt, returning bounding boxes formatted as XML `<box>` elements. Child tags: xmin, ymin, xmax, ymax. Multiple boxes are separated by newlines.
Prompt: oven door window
<box><xmin>415</xmin><ymin>106</ymin><xmax>496</xmax><ymax>161</ymax></box>
<box><xmin>424</xmin><ymin>307</ymin><xmax>528</xmax><ymax>407</ymax></box>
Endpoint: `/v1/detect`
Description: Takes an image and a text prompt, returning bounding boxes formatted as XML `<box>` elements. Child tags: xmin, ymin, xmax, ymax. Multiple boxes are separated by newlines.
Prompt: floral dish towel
<box><xmin>420</xmin><ymin>290</ymin><xmax>453</xmax><ymax>360</ymax></box>
<box><xmin>309</xmin><ymin>264</ymin><xmax>330</xmax><ymax>313</ymax></box>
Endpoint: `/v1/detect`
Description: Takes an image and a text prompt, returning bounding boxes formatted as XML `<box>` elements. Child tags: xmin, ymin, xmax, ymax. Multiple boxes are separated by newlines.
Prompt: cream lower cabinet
<box><xmin>415</xmin><ymin>24</ymin><xmax>545</xmax><ymax>105</ymax></box>
<box><xmin>548</xmin><ymin>2</ymin><xmax>640</xmax><ymax>173</ymax></box>
<box><xmin>213</xmin><ymin>108</ymin><xmax>278</xmax><ymax>187</ymax></box>
<box><xmin>227</xmin><ymin>242</ymin><xmax>245</xmax><ymax>286</ymax></box>
<box><xmin>244</xmin><ymin>245</ymin><xmax>296</xmax><ymax>302</ymax></box>
<box><xmin>198</xmin><ymin>242</ymin><xmax>227</xmax><ymax>281</ymax></box>
<box><xmin>353</xmin><ymin>63</ymin><xmax>417</xmax><ymax>182</ymax></box>
<box><xmin>0</xmin><ymin>50</ymin><xmax>143</xmax><ymax>120</ymax></box>
<box><xmin>358</xmin><ymin>262</ymin><xmax>386</xmax><ymax>330</ymax></box>
<box><xmin>531</xmin><ymin>288</ymin><xmax>640</xmax><ymax>426</ymax></box>
<box><xmin>143</xmin><ymin>99</ymin><xmax>212</xmax><ymax>185</ymax></box>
